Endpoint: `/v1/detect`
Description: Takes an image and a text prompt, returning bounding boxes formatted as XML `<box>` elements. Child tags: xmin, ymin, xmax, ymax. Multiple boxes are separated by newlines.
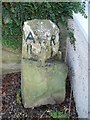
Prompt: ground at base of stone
<box><xmin>2</xmin><ymin>72</ymin><xmax>78</xmax><ymax>120</ymax></box>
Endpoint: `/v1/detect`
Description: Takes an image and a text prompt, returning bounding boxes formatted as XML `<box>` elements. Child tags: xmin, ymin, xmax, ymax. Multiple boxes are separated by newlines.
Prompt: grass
<box><xmin>2</xmin><ymin>24</ymin><xmax>22</xmax><ymax>50</ymax></box>
<box><xmin>2</xmin><ymin>38</ymin><xmax>22</xmax><ymax>50</ymax></box>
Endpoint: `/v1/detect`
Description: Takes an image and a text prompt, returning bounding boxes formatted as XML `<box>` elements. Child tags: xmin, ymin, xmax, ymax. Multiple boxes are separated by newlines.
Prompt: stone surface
<box><xmin>22</xmin><ymin>19</ymin><xmax>60</xmax><ymax>66</ymax></box>
<box><xmin>21</xmin><ymin>59</ymin><xmax>68</xmax><ymax>108</ymax></box>
<box><xmin>2</xmin><ymin>47</ymin><xmax>21</xmax><ymax>74</ymax></box>
<box><xmin>67</xmin><ymin>19</ymin><xmax>88</xmax><ymax>118</ymax></box>
<box><xmin>21</xmin><ymin>19</ymin><xmax>68</xmax><ymax>108</ymax></box>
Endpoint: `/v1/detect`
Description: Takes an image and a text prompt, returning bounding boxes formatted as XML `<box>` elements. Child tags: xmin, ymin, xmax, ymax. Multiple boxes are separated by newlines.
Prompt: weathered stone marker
<box><xmin>21</xmin><ymin>19</ymin><xmax>68</xmax><ymax>108</ymax></box>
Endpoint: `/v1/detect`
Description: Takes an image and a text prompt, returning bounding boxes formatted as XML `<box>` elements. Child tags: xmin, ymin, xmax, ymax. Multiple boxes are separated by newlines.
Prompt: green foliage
<box><xmin>16</xmin><ymin>89</ymin><xmax>21</xmax><ymax>104</ymax></box>
<box><xmin>68</xmin><ymin>31</ymin><xmax>76</xmax><ymax>50</ymax></box>
<box><xmin>2</xmin><ymin>2</ymin><xmax>87</xmax><ymax>50</ymax></box>
<box><xmin>50</xmin><ymin>111</ymin><xmax>69</xmax><ymax>119</ymax></box>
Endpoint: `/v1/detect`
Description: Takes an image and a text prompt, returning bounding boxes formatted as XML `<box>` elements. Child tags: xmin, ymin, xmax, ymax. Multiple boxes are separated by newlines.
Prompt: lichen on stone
<box><xmin>22</xmin><ymin>19</ymin><xmax>60</xmax><ymax>66</ymax></box>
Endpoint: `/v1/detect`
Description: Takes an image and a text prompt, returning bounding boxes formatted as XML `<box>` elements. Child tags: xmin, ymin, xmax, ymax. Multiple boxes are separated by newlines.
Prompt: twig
<box><xmin>39</xmin><ymin>110</ymin><xmax>47</xmax><ymax>119</ymax></box>
<box><xmin>68</xmin><ymin>88</ymin><xmax>73</xmax><ymax>118</ymax></box>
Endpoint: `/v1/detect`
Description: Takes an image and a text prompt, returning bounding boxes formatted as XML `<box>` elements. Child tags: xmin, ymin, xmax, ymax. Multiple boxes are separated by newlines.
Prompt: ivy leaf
<box><xmin>2</xmin><ymin>2</ymin><xmax>87</xmax><ymax>50</ymax></box>
<box><xmin>68</xmin><ymin>31</ymin><xmax>76</xmax><ymax>50</ymax></box>
<box><xmin>50</xmin><ymin>111</ymin><xmax>69</xmax><ymax>119</ymax></box>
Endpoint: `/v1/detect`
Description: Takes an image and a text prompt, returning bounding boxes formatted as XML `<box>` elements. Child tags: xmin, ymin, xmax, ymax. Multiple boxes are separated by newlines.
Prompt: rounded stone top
<box><xmin>22</xmin><ymin>19</ymin><xmax>60</xmax><ymax>64</ymax></box>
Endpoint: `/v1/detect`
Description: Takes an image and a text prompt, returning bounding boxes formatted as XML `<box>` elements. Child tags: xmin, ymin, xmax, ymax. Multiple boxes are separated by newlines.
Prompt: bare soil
<box><xmin>2</xmin><ymin>72</ymin><xmax>78</xmax><ymax>120</ymax></box>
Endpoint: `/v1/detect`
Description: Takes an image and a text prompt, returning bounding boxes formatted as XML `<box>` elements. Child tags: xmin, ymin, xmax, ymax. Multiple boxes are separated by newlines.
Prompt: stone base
<box><xmin>21</xmin><ymin>59</ymin><xmax>68</xmax><ymax>108</ymax></box>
